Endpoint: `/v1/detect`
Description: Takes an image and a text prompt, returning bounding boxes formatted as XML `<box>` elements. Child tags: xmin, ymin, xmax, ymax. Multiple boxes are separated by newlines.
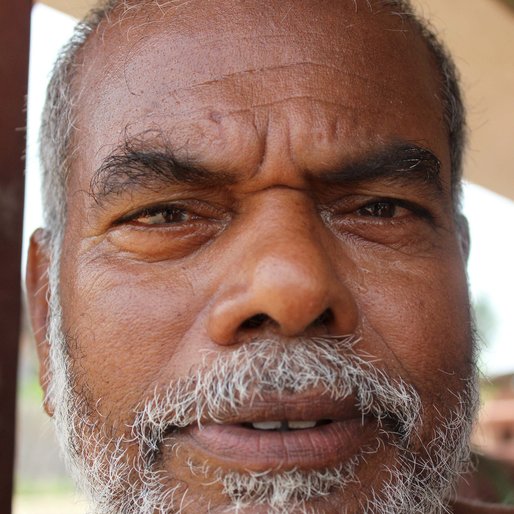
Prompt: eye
<box><xmin>121</xmin><ymin>205</ymin><xmax>198</xmax><ymax>226</ymax></box>
<box><xmin>353</xmin><ymin>198</ymin><xmax>435</xmax><ymax>223</ymax></box>
<box><xmin>356</xmin><ymin>200</ymin><xmax>399</xmax><ymax>218</ymax></box>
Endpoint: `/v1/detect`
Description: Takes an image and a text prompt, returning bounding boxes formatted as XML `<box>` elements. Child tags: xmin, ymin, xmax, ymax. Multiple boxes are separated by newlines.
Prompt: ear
<box><xmin>26</xmin><ymin>228</ymin><xmax>54</xmax><ymax>417</ymax></box>
<box><xmin>456</xmin><ymin>213</ymin><xmax>470</xmax><ymax>263</ymax></box>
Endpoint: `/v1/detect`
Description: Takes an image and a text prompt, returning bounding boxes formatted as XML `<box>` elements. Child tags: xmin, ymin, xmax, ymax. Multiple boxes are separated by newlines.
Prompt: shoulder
<box><xmin>451</xmin><ymin>498</ymin><xmax>514</xmax><ymax>513</ymax></box>
<box><xmin>453</xmin><ymin>452</ymin><xmax>514</xmax><ymax>512</ymax></box>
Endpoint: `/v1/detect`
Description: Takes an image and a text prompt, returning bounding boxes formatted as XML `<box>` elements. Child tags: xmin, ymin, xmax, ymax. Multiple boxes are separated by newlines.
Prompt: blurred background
<box><xmin>13</xmin><ymin>0</ymin><xmax>514</xmax><ymax>512</ymax></box>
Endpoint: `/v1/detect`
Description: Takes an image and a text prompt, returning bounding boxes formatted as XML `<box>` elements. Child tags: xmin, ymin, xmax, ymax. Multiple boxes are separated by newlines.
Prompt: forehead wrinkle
<box><xmin>188</xmin><ymin>62</ymin><xmax>402</xmax><ymax>100</ymax></box>
<box><xmin>136</xmin><ymin>96</ymin><xmax>392</xmax><ymax>147</ymax></box>
<box><xmin>167</xmin><ymin>67</ymin><xmax>427</xmax><ymax>120</ymax></box>
<box><xmin>211</xmin><ymin>98</ymin><xmax>390</xmax><ymax>119</ymax></box>
<box><xmin>85</xmin><ymin>0</ymin><xmax>432</xmax><ymax>98</ymax></box>
<box><xmin>77</xmin><ymin>3</ymin><xmax>442</xmax><ymax>132</ymax></box>
<box><xmin>115</xmin><ymin>15</ymin><xmax>408</xmax><ymax>92</ymax></box>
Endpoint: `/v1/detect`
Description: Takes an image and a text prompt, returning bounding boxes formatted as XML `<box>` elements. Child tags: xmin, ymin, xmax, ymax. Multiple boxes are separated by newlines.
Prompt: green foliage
<box><xmin>17</xmin><ymin>374</ymin><xmax>44</xmax><ymax>405</ymax></box>
<box><xmin>15</xmin><ymin>479</ymin><xmax>76</xmax><ymax>497</ymax></box>
<box><xmin>473</xmin><ymin>295</ymin><xmax>497</xmax><ymax>349</ymax></box>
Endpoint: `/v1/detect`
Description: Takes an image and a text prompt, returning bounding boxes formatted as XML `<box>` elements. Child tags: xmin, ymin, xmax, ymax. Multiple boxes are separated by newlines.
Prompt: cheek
<box><xmin>59</xmin><ymin>255</ymin><xmax>209</xmax><ymax>416</ymax></box>
<box><xmin>351</xmin><ymin>248</ymin><xmax>472</xmax><ymax>391</ymax></box>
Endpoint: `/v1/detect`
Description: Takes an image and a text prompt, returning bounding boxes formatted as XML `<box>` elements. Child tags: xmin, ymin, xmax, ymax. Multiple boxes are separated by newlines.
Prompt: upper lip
<box><xmin>183</xmin><ymin>391</ymin><xmax>365</xmax><ymax>427</ymax></box>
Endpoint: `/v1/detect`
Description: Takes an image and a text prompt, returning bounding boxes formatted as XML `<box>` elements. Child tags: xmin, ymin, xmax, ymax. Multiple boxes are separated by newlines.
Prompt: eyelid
<box><xmin>114</xmin><ymin>199</ymin><xmax>226</xmax><ymax>226</ymax></box>
<box><xmin>327</xmin><ymin>196</ymin><xmax>435</xmax><ymax>223</ymax></box>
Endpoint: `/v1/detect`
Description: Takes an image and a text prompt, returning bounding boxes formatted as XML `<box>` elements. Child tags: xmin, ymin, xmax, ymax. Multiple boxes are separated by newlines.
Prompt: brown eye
<box><xmin>357</xmin><ymin>201</ymin><xmax>397</xmax><ymax>218</ymax></box>
<box><xmin>133</xmin><ymin>206</ymin><xmax>193</xmax><ymax>225</ymax></box>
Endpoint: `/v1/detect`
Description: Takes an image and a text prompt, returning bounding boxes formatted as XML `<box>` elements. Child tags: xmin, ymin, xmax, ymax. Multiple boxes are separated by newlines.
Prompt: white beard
<box><xmin>45</xmin><ymin>276</ymin><xmax>478</xmax><ymax>514</ymax></box>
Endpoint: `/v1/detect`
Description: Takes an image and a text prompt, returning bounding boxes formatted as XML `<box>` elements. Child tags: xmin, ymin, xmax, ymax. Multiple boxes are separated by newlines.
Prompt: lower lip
<box><xmin>177</xmin><ymin>418</ymin><xmax>378</xmax><ymax>472</ymax></box>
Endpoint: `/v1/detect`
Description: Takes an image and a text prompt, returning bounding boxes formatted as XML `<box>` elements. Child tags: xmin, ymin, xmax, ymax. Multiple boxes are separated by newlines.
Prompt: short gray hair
<box><xmin>39</xmin><ymin>0</ymin><xmax>466</xmax><ymax>249</ymax></box>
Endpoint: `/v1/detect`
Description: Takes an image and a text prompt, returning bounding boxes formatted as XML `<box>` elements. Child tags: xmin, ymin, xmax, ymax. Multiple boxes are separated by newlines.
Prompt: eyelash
<box><xmin>116</xmin><ymin>203</ymin><xmax>205</xmax><ymax>227</ymax></box>
<box><xmin>134</xmin><ymin>206</ymin><xmax>191</xmax><ymax>224</ymax></box>
<box><xmin>355</xmin><ymin>198</ymin><xmax>433</xmax><ymax>221</ymax></box>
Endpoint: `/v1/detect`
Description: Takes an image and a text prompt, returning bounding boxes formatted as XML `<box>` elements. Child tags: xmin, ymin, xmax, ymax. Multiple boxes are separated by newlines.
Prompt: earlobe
<box><xmin>26</xmin><ymin>228</ymin><xmax>54</xmax><ymax>417</ymax></box>
<box><xmin>456</xmin><ymin>213</ymin><xmax>470</xmax><ymax>263</ymax></box>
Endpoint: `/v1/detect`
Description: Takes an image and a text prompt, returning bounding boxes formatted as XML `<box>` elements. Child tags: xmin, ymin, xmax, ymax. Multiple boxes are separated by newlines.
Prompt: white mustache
<box><xmin>132</xmin><ymin>335</ymin><xmax>422</xmax><ymax>462</ymax></box>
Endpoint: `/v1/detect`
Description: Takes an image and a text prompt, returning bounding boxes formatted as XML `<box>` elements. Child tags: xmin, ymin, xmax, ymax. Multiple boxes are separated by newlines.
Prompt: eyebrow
<box><xmin>318</xmin><ymin>143</ymin><xmax>442</xmax><ymax>192</ymax></box>
<box><xmin>90</xmin><ymin>139</ymin><xmax>442</xmax><ymax>206</ymax></box>
<box><xmin>90</xmin><ymin>140</ymin><xmax>236</xmax><ymax>205</ymax></box>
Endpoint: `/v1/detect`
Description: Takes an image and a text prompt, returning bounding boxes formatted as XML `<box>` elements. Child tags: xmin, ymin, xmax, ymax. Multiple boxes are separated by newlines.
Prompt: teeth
<box><xmin>288</xmin><ymin>420</ymin><xmax>317</xmax><ymax>430</ymax></box>
<box><xmin>249</xmin><ymin>420</ymin><xmax>318</xmax><ymax>430</ymax></box>
<box><xmin>251</xmin><ymin>421</ymin><xmax>282</xmax><ymax>430</ymax></box>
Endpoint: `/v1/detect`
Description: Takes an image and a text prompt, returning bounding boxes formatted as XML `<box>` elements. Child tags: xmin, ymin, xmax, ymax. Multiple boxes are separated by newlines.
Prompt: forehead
<box><xmin>72</xmin><ymin>0</ymin><xmax>447</xmax><ymax>182</ymax></box>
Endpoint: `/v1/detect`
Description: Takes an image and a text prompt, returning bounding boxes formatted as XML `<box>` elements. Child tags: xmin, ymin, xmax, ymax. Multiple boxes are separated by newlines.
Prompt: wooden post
<box><xmin>0</xmin><ymin>0</ymin><xmax>32</xmax><ymax>512</ymax></box>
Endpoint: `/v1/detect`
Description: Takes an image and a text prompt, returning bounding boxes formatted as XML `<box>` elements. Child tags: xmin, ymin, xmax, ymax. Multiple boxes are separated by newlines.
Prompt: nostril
<box><xmin>240</xmin><ymin>309</ymin><xmax>333</xmax><ymax>333</ymax></box>
<box><xmin>240</xmin><ymin>313</ymin><xmax>271</xmax><ymax>330</ymax></box>
<box><xmin>312</xmin><ymin>308</ymin><xmax>333</xmax><ymax>327</ymax></box>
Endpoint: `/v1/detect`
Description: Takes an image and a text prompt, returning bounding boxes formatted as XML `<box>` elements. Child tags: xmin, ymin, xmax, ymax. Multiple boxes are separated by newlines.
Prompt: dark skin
<box><xmin>26</xmin><ymin>0</ymin><xmax>499</xmax><ymax>512</ymax></box>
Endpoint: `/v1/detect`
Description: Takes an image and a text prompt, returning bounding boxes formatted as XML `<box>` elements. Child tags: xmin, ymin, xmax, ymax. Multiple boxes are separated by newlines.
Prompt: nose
<box><xmin>207</xmin><ymin>198</ymin><xmax>359</xmax><ymax>345</ymax></box>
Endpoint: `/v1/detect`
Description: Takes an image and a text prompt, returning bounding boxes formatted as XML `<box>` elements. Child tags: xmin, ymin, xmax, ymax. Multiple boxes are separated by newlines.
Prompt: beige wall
<box><xmin>37</xmin><ymin>0</ymin><xmax>514</xmax><ymax>200</ymax></box>
<box><xmin>412</xmin><ymin>0</ymin><xmax>514</xmax><ymax>200</ymax></box>
<box><xmin>38</xmin><ymin>0</ymin><xmax>96</xmax><ymax>18</ymax></box>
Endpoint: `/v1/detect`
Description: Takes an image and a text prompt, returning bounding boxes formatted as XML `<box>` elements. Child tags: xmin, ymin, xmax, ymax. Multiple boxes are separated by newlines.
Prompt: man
<box><xmin>24</xmin><ymin>0</ymin><xmax>508</xmax><ymax>512</ymax></box>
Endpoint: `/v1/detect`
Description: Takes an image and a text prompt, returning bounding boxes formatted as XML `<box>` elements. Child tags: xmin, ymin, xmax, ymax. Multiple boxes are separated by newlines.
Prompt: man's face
<box><xmin>29</xmin><ymin>0</ymin><xmax>477</xmax><ymax>512</ymax></box>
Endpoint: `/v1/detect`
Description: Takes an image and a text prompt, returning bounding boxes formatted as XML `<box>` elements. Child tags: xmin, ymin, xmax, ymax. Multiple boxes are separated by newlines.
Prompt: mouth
<box><xmin>161</xmin><ymin>394</ymin><xmax>381</xmax><ymax>473</ymax></box>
